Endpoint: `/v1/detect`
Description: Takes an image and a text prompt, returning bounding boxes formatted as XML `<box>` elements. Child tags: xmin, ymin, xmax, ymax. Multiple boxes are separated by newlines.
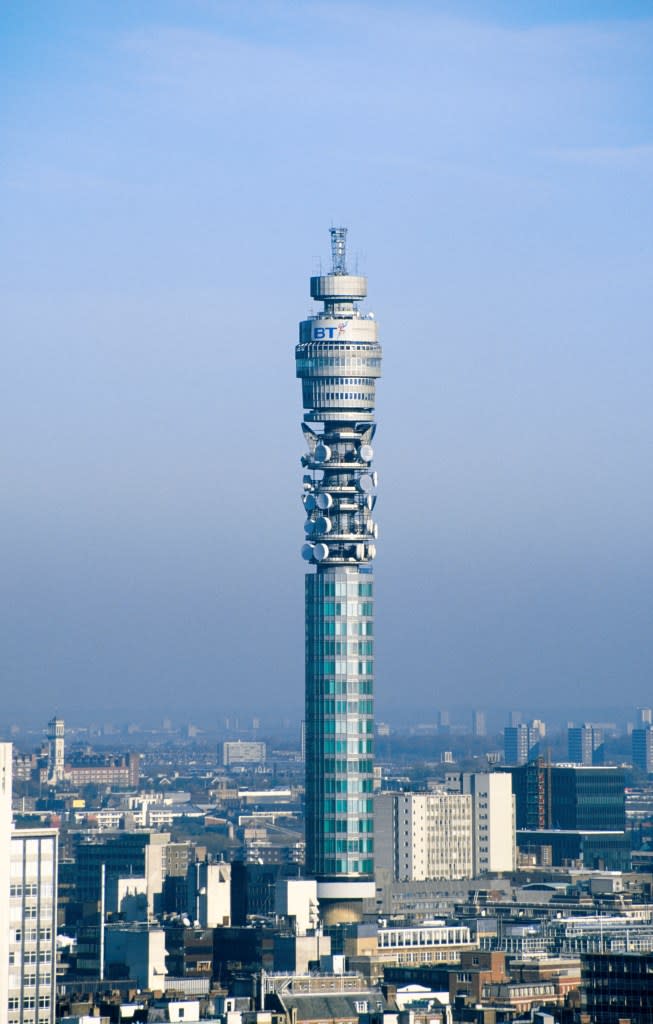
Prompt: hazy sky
<box><xmin>2</xmin><ymin>1</ymin><xmax>652</xmax><ymax>726</ymax></box>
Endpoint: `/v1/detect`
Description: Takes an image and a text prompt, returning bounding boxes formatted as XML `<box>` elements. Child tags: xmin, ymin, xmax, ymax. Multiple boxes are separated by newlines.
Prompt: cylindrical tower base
<box><xmin>316</xmin><ymin>880</ymin><xmax>375</xmax><ymax>925</ymax></box>
<box><xmin>319</xmin><ymin>898</ymin><xmax>365</xmax><ymax>926</ymax></box>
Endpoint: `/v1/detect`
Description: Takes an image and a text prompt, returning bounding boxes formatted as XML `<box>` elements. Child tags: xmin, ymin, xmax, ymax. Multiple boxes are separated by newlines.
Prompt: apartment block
<box><xmin>462</xmin><ymin>772</ymin><xmax>515</xmax><ymax>875</ymax></box>
<box><xmin>375</xmin><ymin>791</ymin><xmax>473</xmax><ymax>881</ymax></box>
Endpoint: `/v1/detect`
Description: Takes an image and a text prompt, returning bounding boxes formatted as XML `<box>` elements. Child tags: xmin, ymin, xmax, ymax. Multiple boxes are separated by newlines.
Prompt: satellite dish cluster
<box><xmin>301</xmin><ymin>435</ymin><xmax>378</xmax><ymax>564</ymax></box>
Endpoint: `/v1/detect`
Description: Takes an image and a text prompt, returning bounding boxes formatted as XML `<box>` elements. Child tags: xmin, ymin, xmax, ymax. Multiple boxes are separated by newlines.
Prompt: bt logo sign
<box><xmin>313</xmin><ymin>325</ymin><xmax>346</xmax><ymax>340</ymax></box>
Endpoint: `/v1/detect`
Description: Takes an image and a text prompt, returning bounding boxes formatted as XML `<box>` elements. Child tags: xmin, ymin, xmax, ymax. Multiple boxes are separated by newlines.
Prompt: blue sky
<box><xmin>2</xmin><ymin>1</ymin><xmax>652</xmax><ymax>726</ymax></box>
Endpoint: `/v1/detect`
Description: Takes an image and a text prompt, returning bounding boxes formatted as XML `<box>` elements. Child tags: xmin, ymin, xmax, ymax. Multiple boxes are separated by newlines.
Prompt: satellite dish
<box><xmin>365</xmin><ymin>495</ymin><xmax>373</xmax><ymax>510</ymax></box>
<box><xmin>305</xmin><ymin>520</ymin><xmax>315</xmax><ymax>536</ymax></box>
<box><xmin>301</xmin><ymin>544</ymin><xmax>314</xmax><ymax>561</ymax></box>
<box><xmin>366</xmin><ymin>520</ymin><xmax>375</xmax><ymax>535</ymax></box>
<box><xmin>313</xmin><ymin>543</ymin><xmax>329</xmax><ymax>562</ymax></box>
<box><xmin>372</xmin><ymin>471</ymin><xmax>378</xmax><ymax>486</ymax></box>
<box><xmin>316</xmin><ymin>492</ymin><xmax>333</xmax><ymax>510</ymax></box>
<box><xmin>367</xmin><ymin>543</ymin><xmax>377</xmax><ymax>559</ymax></box>
<box><xmin>304</xmin><ymin>494</ymin><xmax>317</xmax><ymax>511</ymax></box>
<box><xmin>315</xmin><ymin>516</ymin><xmax>332</xmax><ymax>535</ymax></box>
<box><xmin>357</xmin><ymin>474</ymin><xmax>374</xmax><ymax>493</ymax></box>
<box><xmin>315</xmin><ymin>443</ymin><xmax>331</xmax><ymax>463</ymax></box>
<box><xmin>359</xmin><ymin>444</ymin><xmax>374</xmax><ymax>462</ymax></box>
<box><xmin>355</xmin><ymin>544</ymin><xmax>366</xmax><ymax>559</ymax></box>
<box><xmin>373</xmin><ymin>523</ymin><xmax>379</xmax><ymax>539</ymax></box>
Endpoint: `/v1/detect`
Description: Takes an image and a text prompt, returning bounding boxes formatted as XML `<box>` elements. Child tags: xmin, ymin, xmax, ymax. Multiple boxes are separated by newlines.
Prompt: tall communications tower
<box><xmin>296</xmin><ymin>228</ymin><xmax>381</xmax><ymax>924</ymax></box>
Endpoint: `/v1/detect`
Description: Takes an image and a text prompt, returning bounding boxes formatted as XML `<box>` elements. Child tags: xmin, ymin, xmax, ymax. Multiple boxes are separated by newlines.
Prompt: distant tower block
<box><xmin>47</xmin><ymin>716</ymin><xmax>65</xmax><ymax>784</ymax></box>
<box><xmin>296</xmin><ymin>228</ymin><xmax>382</xmax><ymax>924</ymax></box>
<box><xmin>472</xmin><ymin>710</ymin><xmax>486</xmax><ymax>738</ymax></box>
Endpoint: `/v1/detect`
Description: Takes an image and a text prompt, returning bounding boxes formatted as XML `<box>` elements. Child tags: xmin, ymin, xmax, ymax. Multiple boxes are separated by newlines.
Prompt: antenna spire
<box><xmin>330</xmin><ymin>227</ymin><xmax>347</xmax><ymax>275</ymax></box>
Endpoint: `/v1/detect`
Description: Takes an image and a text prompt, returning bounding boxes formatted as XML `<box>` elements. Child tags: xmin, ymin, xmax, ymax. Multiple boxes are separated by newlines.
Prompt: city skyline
<box><xmin>4</xmin><ymin>9</ymin><xmax>653</xmax><ymax>1022</ymax></box>
<box><xmin>3</xmin><ymin>2</ymin><xmax>653</xmax><ymax>719</ymax></box>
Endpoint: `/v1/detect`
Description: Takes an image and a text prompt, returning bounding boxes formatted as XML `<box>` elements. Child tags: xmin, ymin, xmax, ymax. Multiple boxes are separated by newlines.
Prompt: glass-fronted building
<box><xmin>296</xmin><ymin>229</ymin><xmax>381</xmax><ymax>922</ymax></box>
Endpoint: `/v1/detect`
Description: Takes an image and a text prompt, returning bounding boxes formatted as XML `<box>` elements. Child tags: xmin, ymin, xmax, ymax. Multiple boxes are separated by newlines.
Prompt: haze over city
<box><xmin>3</xmin><ymin>1</ymin><xmax>652</xmax><ymax>724</ymax></box>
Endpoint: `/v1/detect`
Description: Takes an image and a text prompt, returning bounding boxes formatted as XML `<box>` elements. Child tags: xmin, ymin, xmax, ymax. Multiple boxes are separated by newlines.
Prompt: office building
<box><xmin>559</xmin><ymin>762</ymin><xmax>624</xmax><ymax>830</ymax></box>
<box><xmin>296</xmin><ymin>228</ymin><xmax>381</xmax><ymax>923</ymax></box>
<box><xmin>8</xmin><ymin>829</ymin><xmax>58</xmax><ymax>1024</ymax></box>
<box><xmin>347</xmin><ymin>923</ymin><xmax>477</xmax><ymax>984</ymax></box>
<box><xmin>163</xmin><ymin>924</ymin><xmax>214</xmax><ymax>981</ymax></box>
<box><xmin>472</xmin><ymin>710</ymin><xmax>486</xmax><ymax>738</ymax></box>
<box><xmin>511</xmin><ymin>763</ymin><xmax>625</xmax><ymax>832</ymax></box>
<box><xmin>638</xmin><ymin>707</ymin><xmax>653</xmax><ymax>726</ymax></box>
<box><xmin>1</xmin><ymin>743</ymin><xmax>12</xmax><ymax>1024</ymax></box>
<box><xmin>508</xmin><ymin>759</ymin><xmax>552</xmax><ymax>830</ymax></box>
<box><xmin>448</xmin><ymin>951</ymin><xmax>509</xmax><ymax>1005</ymax></box>
<box><xmin>509</xmin><ymin>762</ymin><xmax>628</xmax><ymax>869</ymax></box>
<box><xmin>375</xmin><ymin>791</ymin><xmax>473</xmax><ymax>881</ymax></box>
<box><xmin>2</xmin><ymin>752</ymin><xmax>59</xmax><ymax>1024</ymax></box>
<box><xmin>568</xmin><ymin>724</ymin><xmax>604</xmax><ymax>766</ymax></box>
<box><xmin>73</xmin><ymin>830</ymin><xmax>170</xmax><ymax>917</ymax></box>
<box><xmin>632</xmin><ymin>725</ymin><xmax>653</xmax><ymax>774</ymax></box>
<box><xmin>516</xmin><ymin>829</ymin><xmax>631</xmax><ymax>870</ymax></box>
<box><xmin>222</xmin><ymin>740</ymin><xmax>266</xmax><ymax>767</ymax></box>
<box><xmin>104</xmin><ymin>925</ymin><xmax>166</xmax><ymax>989</ymax></box>
<box><xmin>503</xmin><ymin>721</ymin><xmax>543</xmax><ymax>765</ymax></box>
<box><xmin>462</xmin><ymin>772</ymin><xmax>515</xmax><ymax>875</ymax></box>
<box><xmin>583</xmin><ymin>951</ymin><xmax>653</xmax><ymax>1023</ymax></box>
<box><xmin>187</xmin><ymin>860</ymin><xmax>231</xmax><ymax>928</ymax></box>
<box><xmin>274</xmin><ymin>878</ymin><xmax>319</xmax><ymax>935</ymax></box>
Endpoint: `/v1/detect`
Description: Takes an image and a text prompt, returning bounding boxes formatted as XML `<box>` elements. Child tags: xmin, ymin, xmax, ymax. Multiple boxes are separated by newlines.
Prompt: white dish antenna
<box><xmin>313</xmin><ymin>542</ymin><xmax>330</xmax><ymax>562</ymax></box>
<box><xmin>315</xmin><ymin>443</ymin><xmax>331</xmax><ymax>463</ymax></box>
<box><xmin>316</xmin><ymin>492</ymin><xmax>333</xmax><ymax>510</ymax></box>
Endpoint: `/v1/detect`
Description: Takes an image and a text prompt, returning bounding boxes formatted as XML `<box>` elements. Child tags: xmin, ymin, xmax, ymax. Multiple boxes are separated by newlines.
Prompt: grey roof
<box><xmin>275</xmin><ymin>991</ymin><xmax>389</xmax><ymax>1022</ymax></box>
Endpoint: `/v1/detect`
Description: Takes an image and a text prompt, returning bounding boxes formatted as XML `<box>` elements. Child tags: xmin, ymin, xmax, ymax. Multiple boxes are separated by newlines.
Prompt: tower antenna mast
<box><xmin>330</xmin><ymin>227</ymin><xmax>348</xmax><ymax>275</ymax></box>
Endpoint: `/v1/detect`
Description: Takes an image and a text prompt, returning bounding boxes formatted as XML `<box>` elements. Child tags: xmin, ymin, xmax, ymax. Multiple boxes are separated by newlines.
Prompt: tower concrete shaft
<box><xmin>296</xmin><ymin>228</ymin><xmax>381</xmax><ymax>921</ymax></box>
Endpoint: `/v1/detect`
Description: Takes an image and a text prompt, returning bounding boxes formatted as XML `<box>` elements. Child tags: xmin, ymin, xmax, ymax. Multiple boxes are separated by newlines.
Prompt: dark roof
<box><xmin>274</xmin><ymin>991</ymin><xmax>389</xmax><ymax>1022</ymax></box>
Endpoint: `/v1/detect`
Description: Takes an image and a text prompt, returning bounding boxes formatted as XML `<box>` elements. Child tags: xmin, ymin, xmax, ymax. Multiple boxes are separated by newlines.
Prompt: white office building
<box><xmin>462</xmin><ymin>772</ymin><xmax>515</xmax><ymax>875</ymax></box>
<box><xmin>1</xmin><ymin>744</ymin><xmax>13</xmax><ymax>1024</ymax></box>
<box><xmin>274</xmin><ymin>878</ymin><xmax>319</xmax><ymax>935</ymax></box>
<box><xmin>222</xmin><ymin>741</ymin><xmax>266</xmax><ymax>767</ymax></box>
<box><xmin>8</xmin><ymin>828</ymin><xmax>58</xmax><ymax>1024</ymax></box>
<box><xmin>375</xmin><ymin>791</ymin><xmax>473</xmax><ymax>881</ymax></box>
<box><xmin>187</xmin><ymin>861</ymin><xmax>231</xmax><ymax>928</ymax></box>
